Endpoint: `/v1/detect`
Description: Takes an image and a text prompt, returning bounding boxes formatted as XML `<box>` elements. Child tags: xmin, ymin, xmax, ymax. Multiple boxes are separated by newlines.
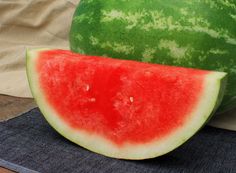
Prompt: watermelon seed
<box><xmin>85</xmin><ymin>84</ymin><xmax>90</xmax><ymax>91</ymax></box>
<box><xmin>90</xmin><ymin>98</ymin><xmax>96</xmax><ymax>102</ymax></box>
<box><xmin>145</xmin><ymin>71</ymin><xmax>152</xmax><ymax>77</ymax></box>
<box><xmin>130</xmin><ymin>97</ymin><xmax>134</xmax><ymax>103</ymax></box>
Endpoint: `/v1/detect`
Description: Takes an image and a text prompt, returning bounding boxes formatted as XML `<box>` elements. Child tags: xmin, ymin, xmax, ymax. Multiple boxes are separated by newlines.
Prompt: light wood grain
<box><xmin>0</xmin><ymin>167</ymin><xmax>15</xmax><ymax>173</ymax></box>
<box><xmin>0</xmin><ymin>95</ymin><xmax>36</xmax><ymax>121</ymax></box>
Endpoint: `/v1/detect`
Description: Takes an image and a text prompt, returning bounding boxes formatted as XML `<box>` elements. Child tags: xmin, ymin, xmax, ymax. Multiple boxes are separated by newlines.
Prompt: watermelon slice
<box><xmin>26</xmin><ymin>49</ymin><xmax>227</xmax><ymax>159</ymax></box>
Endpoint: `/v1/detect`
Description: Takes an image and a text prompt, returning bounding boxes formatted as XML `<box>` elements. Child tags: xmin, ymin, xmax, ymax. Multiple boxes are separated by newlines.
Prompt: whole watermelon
<box><xmin>69</xmin><ymin>0</ymin><xmax>236</xmax><ymax>112</ymax></box>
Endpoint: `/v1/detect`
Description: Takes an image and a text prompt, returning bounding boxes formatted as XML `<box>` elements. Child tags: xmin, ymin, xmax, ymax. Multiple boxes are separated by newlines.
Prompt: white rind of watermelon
<box><xmin>26</xmin><ymin>49</ymin><xmax>226</xmax><ymax>160</ymax></box>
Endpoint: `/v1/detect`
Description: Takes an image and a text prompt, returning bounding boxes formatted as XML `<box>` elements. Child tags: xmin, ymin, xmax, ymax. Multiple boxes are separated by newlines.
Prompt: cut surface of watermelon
<box><xmin>27</xmin><ymin>49</ymin><xmax>226</xmax><ymax>159</ymax></box>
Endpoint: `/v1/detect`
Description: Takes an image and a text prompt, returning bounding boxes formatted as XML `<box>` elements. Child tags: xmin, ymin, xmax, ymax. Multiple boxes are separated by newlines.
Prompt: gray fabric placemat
<box><xmin>0</xmin><ymin>108</ymin><xmax>236</xmax><ymax>173</ymax></box>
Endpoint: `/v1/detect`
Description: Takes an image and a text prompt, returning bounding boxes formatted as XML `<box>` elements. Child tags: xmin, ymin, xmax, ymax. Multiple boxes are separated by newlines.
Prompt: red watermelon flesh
<box><xmin>27</xmin><ymin>49</ymin><xmax>226</xmax><ymax>159</ymax></box>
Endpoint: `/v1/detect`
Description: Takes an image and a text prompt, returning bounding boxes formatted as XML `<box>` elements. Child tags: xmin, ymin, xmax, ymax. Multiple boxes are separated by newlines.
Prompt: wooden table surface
<box><xmin>0</xmin><ymin>95</ymin><xmax>35</xmax><ymax>121</ymax></box>
<box><xmin>0</xmin><ymin>167</ymin><xmax>15</xmax><ymax>173</ymax></box>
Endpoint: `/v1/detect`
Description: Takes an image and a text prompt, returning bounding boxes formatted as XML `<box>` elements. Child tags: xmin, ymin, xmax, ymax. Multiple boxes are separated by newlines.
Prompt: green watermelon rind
<box><xmin>26</xmin><ymin>49</ymin><xmax>227</xmax><ymax>160</ymax></box>
<box><xmin>69</xmin><ymin>0</ymin><xmax>236</xmax><ymax>112</ymax></box>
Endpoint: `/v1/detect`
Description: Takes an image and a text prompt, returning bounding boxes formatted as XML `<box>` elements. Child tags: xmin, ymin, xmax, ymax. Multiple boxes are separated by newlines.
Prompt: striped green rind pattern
<box><xmin>70</xmin><ymin>0</ymin><xmax>236</xmax><ymax>112</ymax></box>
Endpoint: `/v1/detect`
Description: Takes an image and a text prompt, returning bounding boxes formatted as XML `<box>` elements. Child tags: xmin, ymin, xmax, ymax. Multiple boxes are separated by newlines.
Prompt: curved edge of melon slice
<box><xmin>26</xmin><ymin>49</ymin><xmax>227</xmax><ymax>160</ymax></box>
